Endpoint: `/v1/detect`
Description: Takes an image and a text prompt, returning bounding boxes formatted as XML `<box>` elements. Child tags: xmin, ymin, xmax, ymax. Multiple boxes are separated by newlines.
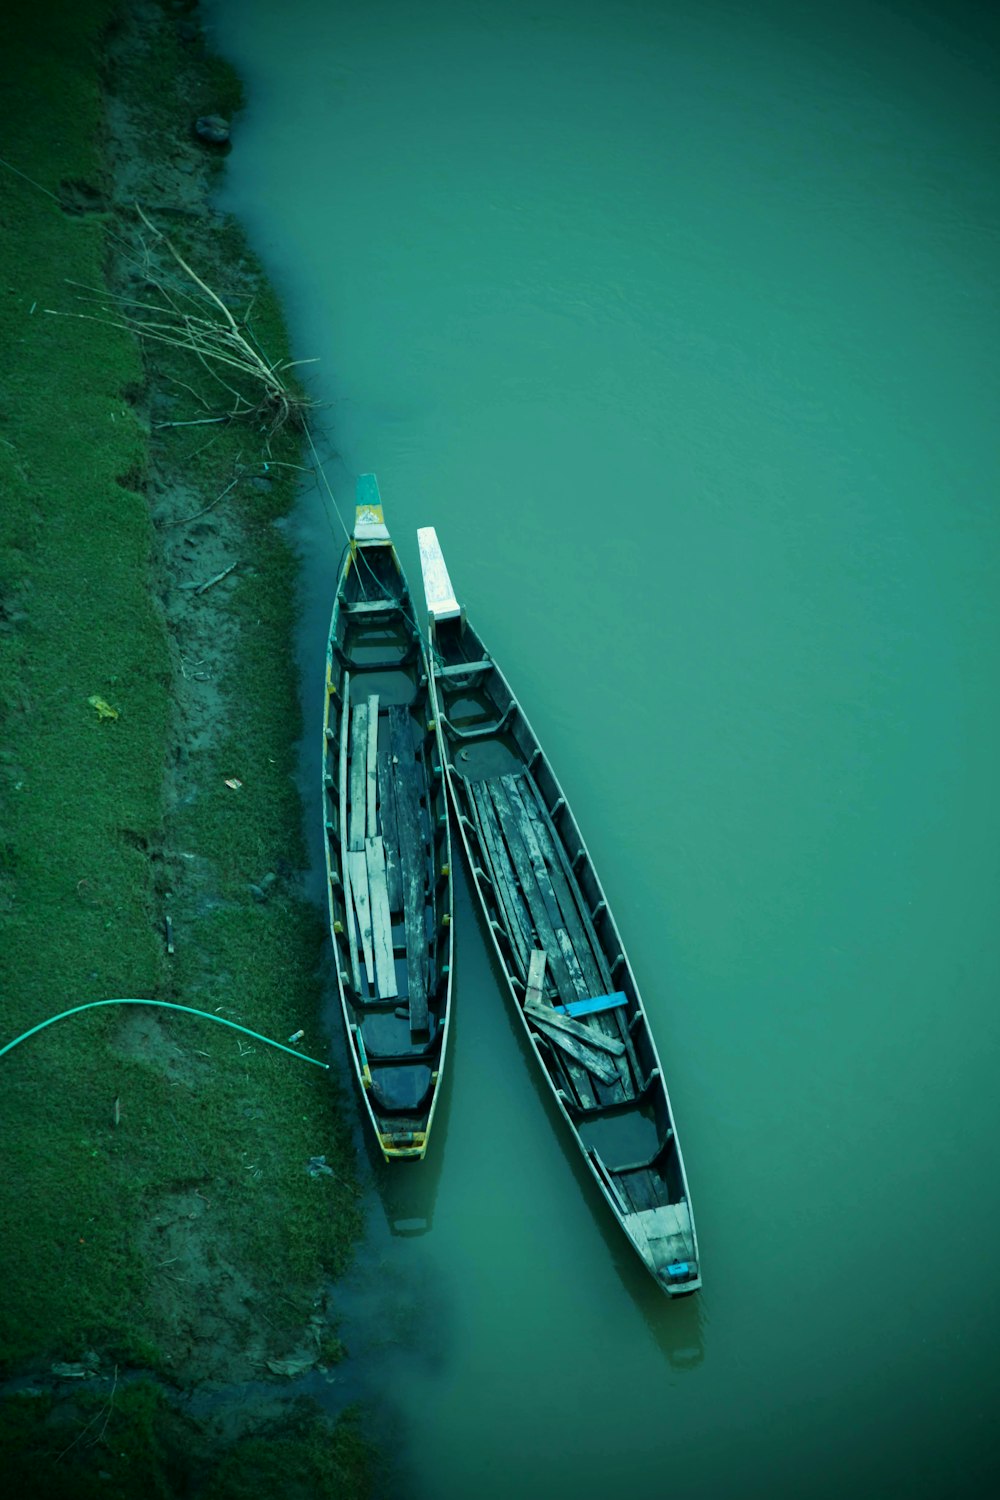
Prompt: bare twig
<box><xmin>172</xmin><ymin>470</ymin><xmax>243</xmax><ymax>525</ymax></box>
<box><xmin>46</xmin><ymin>206</ymin><xmax>317</xmax><ymax>433</ymax></box>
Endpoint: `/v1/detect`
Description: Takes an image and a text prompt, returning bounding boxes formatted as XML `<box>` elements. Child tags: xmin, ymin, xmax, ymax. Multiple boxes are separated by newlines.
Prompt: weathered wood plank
<box><xmin>365</xmin><ymin>835</ymin><xmax>398</xmax><ymax>998</ymax></box>
<box><xmin>484</xmin><ymin>779</ymin><xmax>578</xmax><ymax>1009</ymax></box>
<box><xmin>535</xmin><ymin>1031</ymin><xmax>597</xmax><ymax>1111</ymax></box>
<box><xmin>376</xmin><ymin>736</ymin><xmax>403</xmax><ymax>912</ymax></box>
<box><xmin>466</xmin><ymin>781</ymin><xmax>534</xmax><ymax>971</ymax></box>
<box><xmin>507</xmin><ymin>774</ymin><xmax>604</xmax><ymax>998</ymax></box>
<box><xmin>338</xmin><ymin>672</ymin><xmax>361</xmax><ymax>994</ymax></box>
<box><xmin>511</xmin><ymin>773</ymin><xmax>633</xmax><ymax>1101</ymax></box>
<box><xmin>366</xmin><ymin>694</ymin><xmax>379</xmax><ymax>839</ymax></box>
<box><xmin>525</xmin><ymin>949</ymin><xmax>548</xmax><ymax>1008</ymax></box>
<box><xmin>524</xmin><ymin>1004</ymin><xmax>620</xmax><ymax>1085</ymax></box>
<box><xmin>499</xmin><ymin>774</ymin><xmax>564</xmax><ymax>936</ymax></box>
<box><xmin>522</xmin><ymin>771</ymin><xmax>643</xmax><ymax>1089</ymax></box>
<box><xmin>348</xmin><ymin>701</ymin><xmax>369</xmax><ymax>852</ymax></box>
<box><xmin>497</xmin><ymin>776</ymin><xmax>598</xmax><ymax>1017</ymax></box>
<box><xmin>346</xmin><ymin>848</ymin><xmax>375</xmax><ymax>986</ymax></box>
<box><xmin>524</xmin><ymin>1001</ymin><xmax>625</xmax><ymax>1056</ymax></box>
<box><xmin>389</xmin><ymin>706</ymin><xmax>428</xmax><ymax>1034</ymax></box>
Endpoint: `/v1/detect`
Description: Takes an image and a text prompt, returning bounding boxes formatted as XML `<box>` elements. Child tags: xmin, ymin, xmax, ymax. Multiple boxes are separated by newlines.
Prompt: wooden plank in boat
<box><xmin>506</xmin><ymin>774</ymin><xmax>604</xmax><ymax>998</ymax></box>
<box><xmin>524</xmin><ymin>1001</ymin><xmax>625</xmax><ymax>1056</ymax></box>
<box><xmin>495</xmin><ymin>776</ymin><xmax>600</xmax><ymax>1019</ymax></box>
<box><xmin>524</xmin><ymin>1004</ymin><xmax>620</xmax><ymax>1085</ymax></box>
<box><xmin>535</xmin><ymin>1031</ymin><xmax>597</xmax><ymax>1111</ymax></box>
<box><xmin>389</xmin><ymin>705</ymin><xmax>428</xmax><ymax>1034</ymax></box>
<box><xmin>339</xmin><ymin>671</ymin><xmax>361</xmax><ymax>994</ymax></box>
<box><xmin>346</xmin><ymin>848</ymin><xmax>375</xmax><ymax>986</ymax></box>
<box><xmin>484</xmin><ymin>778</ymin><xmax>578</xmax><ymax>1009</ymax></box>
<box><xmin>524</xmin><ymin>950</ymin><xmax>597</xmax><ymax>1108</ymax></box>
<box><xmin>521</xmin><ymin>771</ymin><xmax>643</xmax><ymax>1088</ymax></box>
<box><xmin>366</xmin><ymin>695</ymin><xmax>380</xmax><ymax>839</ymax></box>
<box><xmin>510</xmin><ymin>782</ymin><xmax>632</xmax><ymax>1100</ymax></box>
<box><xmin>365</xmin><ymin>835</ymin><xmax>398</xmax><ymax>999</ymax></box>
<box><xmin>376</xmin><ymin>735</ymin><xmax>403</xmax><ymax>912</ymax></box>
<box><xmin>525</xmin><ymin>949</ymin><xmax>548</xmax><ymax>1008</ymax></box>
<box><xmin>467</xmin><ymin>781</ymin><xmax>534</xmax><ymax>970</ymax></box>
<box><xmin>510</xmin><ymin>773</ymin><xmax>633</xmax><ymax>1101</ymax></box>
<box><xmin>499</xmin><ymin>774</ymin><xmax>564</xmax><ymax>936</ymax></box>
<box><xmin>349</xmin><ymin>700</ymin><xmax>369</xmax><ymax>852</ymax></box>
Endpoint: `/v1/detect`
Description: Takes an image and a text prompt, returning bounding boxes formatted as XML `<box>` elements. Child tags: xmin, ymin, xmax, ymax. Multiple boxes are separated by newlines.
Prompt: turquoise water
<box><xmin>207</xmin><ymin>2</ymin><xmax>999</xmax><ymax>1494</ymax></box>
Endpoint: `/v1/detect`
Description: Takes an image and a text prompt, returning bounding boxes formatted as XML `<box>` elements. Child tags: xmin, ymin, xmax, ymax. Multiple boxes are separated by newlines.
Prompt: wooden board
<box><xmin>484</xmin><ymin>778</ymin><xmax>579</xmax><ymax>1008</ymax></box>
<box><xmin>466</xmin><ymin>781</ymin><xmax>534</xmax><ymax>972</ymax></box>
<box><xmin>521</xmin><ymin>771</ymin><xmax>642</xmax><ymax>1091</ymax></box>
<box><xmin>338</xmin><ymin>672</ymin><xmax>360</xmax><ymax>994</ymax></box>
<box><xmin>524</xmin><ymin>1001</ymin><xmax>625</xmax><ymax>1056</ymax></box>
<box><xmin>525</xmin><ymin>950</ymin><xmax>548</xmax><ymax>1008</ymax></box>
<box><xmin>365</xmin><ymin>835</ymin><xmax>398</xmax><ymax>998</ymax></box>
<box><xmin>366</xmin><ymin>695</ymin><xmax>380</xmax><ymax>839</ymax></box>
<box><xmin>506</xmin><ymin>775</ymin><xmax>604</xmax><ymax>998</ymax></box>
<box><xmin>376</xmin><ymin>736</ymin><xmax>403</xmax><ymax>912</ymax></box>
<box><xmin>349</xmin><ymin>700</ymin><xmax>369</xmax><ymax>852</ymax></box>
<box><xmin>525</xmin><ymin>1004</ymin><xmax>621</xmax><ymax>1085</ymax></box>
<box><xmin>346</xmin><ymin>848</ymin><xmax>375</xmax><ymax>986</ymax></box>
<box><xmin>389</xmin><ymin>706</ymin><xmax>429</xmax><ymax>1034</ymax></box>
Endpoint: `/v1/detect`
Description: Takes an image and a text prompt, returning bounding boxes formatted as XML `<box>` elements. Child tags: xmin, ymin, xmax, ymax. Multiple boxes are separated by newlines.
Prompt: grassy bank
<box><xmin>0</xmin><ymin>1</ymin><xmax>372</xmax><ymax>1493</ymax></box>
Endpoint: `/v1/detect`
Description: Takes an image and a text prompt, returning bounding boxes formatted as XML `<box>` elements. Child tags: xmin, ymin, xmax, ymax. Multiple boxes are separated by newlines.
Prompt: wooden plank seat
<box><xmin>439</xmin><ymin>701</ymin><xmax>516</xmax><ymax>742</ymax></box>
<box><xmin>339</xmin><ymin>598</ymin><xmax>402</xmax><ymax>616</ymax></box>
<box><xmin>434</xmin><ymin>658</ymin><xmax>494</xmax><ymax>679</ymax></box>
<box><xmin>332</xmin><ymin>640</ymin><xmax>420</xmax><ymax>671</ymax></box>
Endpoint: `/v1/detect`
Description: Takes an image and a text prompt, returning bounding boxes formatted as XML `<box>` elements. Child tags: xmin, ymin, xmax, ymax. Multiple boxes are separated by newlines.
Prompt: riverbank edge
<box><xmin>0</xmin><ymin>1</ymin><xmax>374</xmax><ymax>1494</ymax></box>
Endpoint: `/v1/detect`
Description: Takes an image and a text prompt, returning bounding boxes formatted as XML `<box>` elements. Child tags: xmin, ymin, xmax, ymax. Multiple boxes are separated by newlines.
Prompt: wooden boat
<box><xmin>417</xmin><ymin>527</ymin><xmax>701</xmax><ymax>1294</ymax></box>
<box><xmin>321</xmin><ymin>480</ymin><xmax>454</xmax><ymax>1160</ymax></box>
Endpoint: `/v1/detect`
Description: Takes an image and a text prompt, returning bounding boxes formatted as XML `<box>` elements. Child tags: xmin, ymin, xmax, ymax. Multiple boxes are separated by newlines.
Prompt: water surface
<box><xmin>207</xmin><ymin>2</ymin><xmax>999</xmax><ymax>1495</ymax></box>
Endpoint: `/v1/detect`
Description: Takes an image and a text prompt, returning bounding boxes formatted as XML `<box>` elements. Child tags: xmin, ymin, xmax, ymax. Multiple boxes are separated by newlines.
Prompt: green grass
<box><xmin>1</xmin><ymin>2</ymin><xmax>371</xmax><ymax>1495</ymax></box>
<box><xmin>0</xmin><ymin>1385</ymin><xmax>375</xmax><ymax>1500</ymax></box>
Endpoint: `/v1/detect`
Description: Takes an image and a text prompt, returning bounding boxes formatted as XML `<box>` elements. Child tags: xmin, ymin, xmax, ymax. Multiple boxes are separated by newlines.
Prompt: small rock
<box><xmin>194</xmin><ymin>115</ymin><xmax>230</xmax><ymax>146</ymax></box>
<box><xmin>260</xmin><ymin>871</ymin><xmax>279</xmax><ymax>892</ymax></box>
<box><xmin>178</xmin><ymin>20</ymin><xmax>198</xmax><ymax>42</ymax></box>
<box><xmin>250</xmin><ymin>475</ymin><xmax>272</xmax><ymax>491</ymax></box>
<box><xmin>248</xmin><ymin>883</ymin><xmax>267</xmax><ymax>903</ymax></box>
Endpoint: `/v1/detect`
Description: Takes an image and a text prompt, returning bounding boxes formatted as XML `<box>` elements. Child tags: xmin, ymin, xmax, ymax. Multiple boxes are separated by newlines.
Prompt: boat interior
<box><xmin>324</xmin><ymin>539</ymin><xmax>451</xmax><ymax>1151</ymax></box>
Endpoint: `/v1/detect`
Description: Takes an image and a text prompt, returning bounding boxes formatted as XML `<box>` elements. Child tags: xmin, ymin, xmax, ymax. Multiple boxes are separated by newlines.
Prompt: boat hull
<box><xmin>418</xmin><ymin>527</ymin><xmax>700</xmax><ymax>1293</ymax></box>
<box><xmin>322</xmin><ymin>491</ymin><xmax>454</xmax><ymax>1160</ymax></box>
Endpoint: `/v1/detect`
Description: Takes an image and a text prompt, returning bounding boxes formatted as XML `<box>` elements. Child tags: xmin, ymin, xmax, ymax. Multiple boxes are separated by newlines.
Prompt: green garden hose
<box><xmin>0</xmin><ymin>998</ymin><xmax>329</xmax><ymax>1068</ymax></box>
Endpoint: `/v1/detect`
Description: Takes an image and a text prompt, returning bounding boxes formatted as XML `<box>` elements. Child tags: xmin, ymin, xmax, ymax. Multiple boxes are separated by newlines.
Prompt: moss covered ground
<box><xmin>0</xmin><ymin>1</ymin><xmax>374</xmax><ymax>1493</ymax></box>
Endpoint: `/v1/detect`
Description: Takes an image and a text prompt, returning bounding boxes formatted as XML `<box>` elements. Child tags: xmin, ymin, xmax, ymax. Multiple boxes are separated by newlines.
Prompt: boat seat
<box><xmin>435</xmin><ymin>658</ymin><xmax>493</xmax><ymax>678</ymax></box>
<box><xmin>369</xmin><ymin>1062</ymin><xmax>434</xmax><ymax>1112</ymax></box>
<box><xmin>341</xmin><ymin>596</ymin><xmax>398</xmax><ymax>612</ymax></box>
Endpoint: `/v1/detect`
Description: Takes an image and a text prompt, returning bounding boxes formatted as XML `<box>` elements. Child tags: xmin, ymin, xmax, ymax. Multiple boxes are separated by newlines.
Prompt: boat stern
<box><xmin>625</xmin><ymin>1201</ymin><xmax>701</xmax><ymax>1297</ymax></box>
